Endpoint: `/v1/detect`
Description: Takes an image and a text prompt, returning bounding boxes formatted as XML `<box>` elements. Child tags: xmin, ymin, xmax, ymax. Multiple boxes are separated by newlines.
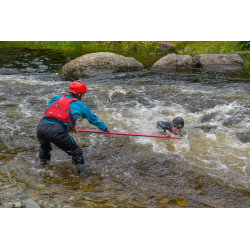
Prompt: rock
<box><xmin>195</xmin><ymin>125</ymin><xmax>217</xmax><ymax>133</ymax></box>
<box><xmin>194</xmin><ymin>53</ymin><xmax>244</xmax><ymax>72</ymax></box>
<box><xmin>3</xmin><ymin>201</ymin><xmax>13</xmax><ymax>208</ymax></box>
<box><xmin>22</xmin><ymin>199</ymin><xmax>40</xmax><ymax>208</ymax></box>
<box><xmin>151</xmin><ymin>53</ymin><xmax>195</xmax><ymax>71</ymax></box>
<box><xmin>12</xmin><ymin>199</ymin><xmax>22</xmax><ymax>208</ymax></box>
<box><xmin>158</xmin><ymin>43</ymin><xmax>176</xmax><ymax>54</ymax></box>
<box><xmin>201</xmin><ymin>113</ymin><xmax>216</xmax><ymax>123</ymax></box>
<box><xmin>232</xmin><ymin>51</ymin><xmax>250</xmax><ymax>56</ymax></box>
<box><xmin>236</xmin><ymin>132</ymin><xmax>250</xmax><ymax>143</ymax></box>
<box><xmin>223</xmin><ymin>116</ymin><xmax>245</xmax><ymax>127</ymax></box>
<box><xmin>2</xmin><ymin>199</ymin><xmax>21</xmax><ymax>208</ymax></box>
<box><xmin>59</xmin><ymin>52</ymin><xmax>144</xmax><ymax>77</ymax></box>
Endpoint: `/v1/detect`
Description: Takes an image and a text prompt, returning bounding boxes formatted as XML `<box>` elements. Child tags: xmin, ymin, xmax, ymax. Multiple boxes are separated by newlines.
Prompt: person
<box><xmin>37</xmin><ymin>81</ymin><xmax>109</xmax><ymax>174</ymax></box>
<box><xmin>157</xmin><ymin>117</ymin><xmax>184</xmax><ymax>138</ymax></box>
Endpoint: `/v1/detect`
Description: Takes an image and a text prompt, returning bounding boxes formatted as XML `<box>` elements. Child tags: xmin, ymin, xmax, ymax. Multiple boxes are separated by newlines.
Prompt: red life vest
<box><xmin>44</xmin><ymin>94</ymin><xmax>79</xmax><ymax>132</ymax></box>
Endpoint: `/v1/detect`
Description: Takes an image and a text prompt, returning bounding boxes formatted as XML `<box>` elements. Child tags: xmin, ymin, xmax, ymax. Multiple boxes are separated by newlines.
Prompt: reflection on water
<box><xmin>0</xmin><ymin>46</ymin><xmax>249</xmax><ymax>207</ymax></box>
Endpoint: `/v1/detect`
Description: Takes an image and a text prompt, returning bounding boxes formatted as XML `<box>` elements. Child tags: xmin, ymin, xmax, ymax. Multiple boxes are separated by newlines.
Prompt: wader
<box><xmin>37</xmin><ymin>120</ymin><xmax>89</xmax><ymax>174</ymax></box>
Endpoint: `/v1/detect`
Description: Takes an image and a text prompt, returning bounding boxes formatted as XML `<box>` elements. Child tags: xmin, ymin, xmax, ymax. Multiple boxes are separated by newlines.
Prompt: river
<box><xmin>0</xmin><ymin>46</ymin><xmax>249</xmax><ymax>207</ymax></box>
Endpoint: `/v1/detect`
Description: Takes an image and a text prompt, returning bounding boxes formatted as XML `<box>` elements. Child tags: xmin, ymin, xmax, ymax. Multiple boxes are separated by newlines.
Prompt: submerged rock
<box><xmin>3</xmin><ymin>201</ymin><xmax>14</xmax><ymax>208</ymax></box>
<box><xmin>194</xmin><ymin>53</ymin><xmax>244</xmax><ymax>72</ymax></box>
<box><xmin>201</xmin><ymin>113</ymin><xmax>217</xmax><ymax>123</ymax></box>
<box><xmin>2</xmin><ymin>199</ymin><xmax>22</xmax><ymax>208</ymax></box>
<box><xmin>236</xmin><ymin>132</ymin><xmax>250</xmax><ymax>143</ymax></box>
<box><xmin>223</xmin><ymin>116</ymin><xmax>245</xmax><ymax>127</ymax></box>
<box><xmin>151</xmin><ymin>53</ymin><xmax>195</xmax><ymax>71</ymax></box>
<box><xmin>59</xmin><ymin>52</ymin><xmax>144</xmax><ymax>77</ymax></box>
<box><xmin>193</xmin><ymin>125</ymin><xmax>217</xmax><ymax>133</ymax></box>
<box><xmin>12</xmin><ymin>199</ymin><xmax>22</xmax><ymax>208</ymax></box>
<box><xmin>22</xmin><ymin>199</ymin><xmax>40</xmax><ymax>208</ymax></box>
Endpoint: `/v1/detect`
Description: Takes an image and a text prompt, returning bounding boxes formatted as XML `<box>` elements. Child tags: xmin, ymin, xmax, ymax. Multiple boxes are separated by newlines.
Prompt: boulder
<box><xmin>194</xmin><ymin>53</ymin><xmax>244</xmax><ymax>72</ymax></box>
<box><xmin>151</xmin><ymin>53</ymin><xmax>195</xmax><ymax>71</ymax></box>
<box><xmin>59</xmin><ymin>52</ymin><xmax>144</xmax><ymax>77</ymax></box>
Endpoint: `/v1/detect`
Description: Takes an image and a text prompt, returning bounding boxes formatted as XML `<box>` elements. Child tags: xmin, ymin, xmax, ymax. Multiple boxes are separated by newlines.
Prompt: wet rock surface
<box><xmin>22</xmin><ymin>199</ymin><xmax>40</xmax><ymax>208</ymax></box>
<box><xmin>151</xmin><ymin>53</ymin><xmax>195</xmax><ymax>71</ymax></box>
<box><xmin>194</xmin><ymin>53</ymin><xmax>244</xmax><ymax>72</ymax></box>
<box><xmin>236</xmin><ymin>132</ymin><xmax>250</xmax><ymax>143</ymax></box>
<box><xmin>59</xmin><ymin>52</ymin><xmax>144</xmax><ymax>77</ymax></box>
<box><xmin>152</xmin><ymin>53</ymin><xmax>245</xmax><ymax>72</ymax></box>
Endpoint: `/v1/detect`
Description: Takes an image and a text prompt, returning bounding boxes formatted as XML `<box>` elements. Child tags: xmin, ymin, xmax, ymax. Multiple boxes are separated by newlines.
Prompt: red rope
<box><xmin>77</xmin><ymin>129</ymin><xmax>182</xmax><ymax>139</ymax></box>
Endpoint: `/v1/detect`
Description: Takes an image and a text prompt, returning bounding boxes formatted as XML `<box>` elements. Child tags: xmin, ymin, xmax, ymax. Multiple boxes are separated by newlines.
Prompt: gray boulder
<box><xmin>59</xmin><ymin>52</ymin><xmax>144</xmax><ymax>77</ymax></box>
<box><xmin>194</xmin><ymin>53</ymin><xmax>244</xmax><ymax>72</ymax></box>
<box><xmin>151</xmin><ymin>53</ymin><xmax>195</xmax><ymax>71</ymax></box>
<box><xmin>22</xmin><ymin>199</ymin><xmax>40</xmax><ymax>208</ymax></box>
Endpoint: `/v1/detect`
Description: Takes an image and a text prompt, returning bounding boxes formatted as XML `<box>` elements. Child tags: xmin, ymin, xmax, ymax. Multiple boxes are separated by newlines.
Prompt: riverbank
<box><xmin>1</xmin><ymin>41</ymin><xmax>249</xmax><ymax>70</ymax></box>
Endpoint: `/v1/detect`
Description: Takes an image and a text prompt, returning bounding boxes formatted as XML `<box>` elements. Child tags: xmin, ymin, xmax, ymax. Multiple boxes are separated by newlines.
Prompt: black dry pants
<box><xmin>37</xmin><ymin>120</ymin><xmax>84</xmax><ymax>166</ymax></box>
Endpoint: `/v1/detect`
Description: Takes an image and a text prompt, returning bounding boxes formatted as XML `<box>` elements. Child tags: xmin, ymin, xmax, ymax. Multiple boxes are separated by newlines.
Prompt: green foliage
<box><xmin>244</xmin><ymin>59</ymin><xmax>250</xmax><ymax>71</ymax></box>
<box><xmin>1</xmin><ymin>41</ymin><xmax>249</xmax><ymax>56</ymax></box>
<box><xmin>240</xmin><ymin>51</ymin><xmax>250</xmax><ymax>71</ymax></box>
<box><xmin>173</xmin><ymin>41</ymin><xmax>243</xmax><ymax>55</ymax></box>
<box><xmin>238</xmin><ymin>41</ymin><xmax>250</xmax><ymax>50</ymax></box>
<box><xmin>0</xmin><ymin>41</ymin><xmax>249</xmax><ymax>71</ymax></box>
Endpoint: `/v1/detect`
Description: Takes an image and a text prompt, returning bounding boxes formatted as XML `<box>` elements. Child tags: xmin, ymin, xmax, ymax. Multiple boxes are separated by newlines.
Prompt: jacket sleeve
<box><xmin>79</xmin><ymin>103</ymin><xmax>107</xmax><ymax>131</ymax></box>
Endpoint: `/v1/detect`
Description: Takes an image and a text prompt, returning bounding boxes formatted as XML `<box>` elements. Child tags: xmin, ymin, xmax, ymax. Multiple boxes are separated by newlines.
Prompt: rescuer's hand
<box><xmin>104</xmin><ymin>129</ymin><xmax>110</xmax><ymax>135</ymax></box>
<box><xmin>72</xmin><ymin>128</ymin><xmax>77</xmax><ymax>134</ymax></box>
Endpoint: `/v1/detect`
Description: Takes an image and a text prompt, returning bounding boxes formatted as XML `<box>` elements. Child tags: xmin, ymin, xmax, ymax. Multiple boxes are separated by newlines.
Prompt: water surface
<box><xmin>0</xmin><ymin>47</ymin><xmax>249</xmax><ymax>207</ymax></box>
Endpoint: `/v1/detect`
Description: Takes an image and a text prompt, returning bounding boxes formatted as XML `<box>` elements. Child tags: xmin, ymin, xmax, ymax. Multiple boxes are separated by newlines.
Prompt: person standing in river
<box><xmin>36</xmin><ymin>81</ymin><xmax>109</xmax><ymax>174</ymax></box>
<box><xmin>157</xmin><ymin>117</ymin><xmax>184</xmax><ymax>138</ymax></box>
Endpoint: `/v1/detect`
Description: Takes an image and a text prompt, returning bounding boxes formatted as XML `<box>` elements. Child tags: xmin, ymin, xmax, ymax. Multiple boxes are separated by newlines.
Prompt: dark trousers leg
<box><xmin>51</xmin><ymin>129</ymin><xmax>90</xmax><ymax>174</ymax></box>
<box><xmin>38</xmin><ymin>138</ymin><xmax>52</xmax><ymax>162</ymax></box>
<box><xmin>53</xmin><ymin>136</ymin><xmax>85</xmax><ymax>166</ymax></box>
<box><xmin>37</xmin><ymin>121</ymin><xmax>89</xmax><ymax>173</ymax></box>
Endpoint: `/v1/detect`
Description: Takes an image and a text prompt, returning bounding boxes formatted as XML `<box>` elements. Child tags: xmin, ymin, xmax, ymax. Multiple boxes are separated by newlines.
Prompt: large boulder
<box><xmin>59</xmin><ymin>52</ymin><xmax>144</xmax><ymax>77</ymax></box>
<box><xmin>151</xmin><ymin>53</ymin><xmax>195</xmax><ymax>71</ymax></box>
<box><xmin>194</xmin><ymin>54</ymin><xmax>244</xmax><ymax>72</ymax></box>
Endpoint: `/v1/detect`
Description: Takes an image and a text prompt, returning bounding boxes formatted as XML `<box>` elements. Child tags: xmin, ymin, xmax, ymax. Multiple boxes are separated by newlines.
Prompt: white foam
<box><xmin>206</xmin><ymin>134</ymin><xmax>217</xmax><ymax>141</ymax></box>
<box><xmin>0</xmin><ymin>75</ymin><xmax>63</xmax><ymax>86</ymax></box>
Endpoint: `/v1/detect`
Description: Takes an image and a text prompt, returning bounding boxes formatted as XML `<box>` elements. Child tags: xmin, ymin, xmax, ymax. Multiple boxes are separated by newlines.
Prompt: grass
<box><xmin>0</xmin><ymin>41</ymin><xmax>161</xmax><ymax>55</ymax></box>
<box><xmin>173</xmin><ymin>41</ymin><xmax>243</xmax><ymax>55</ymax></box>
<box><xmin>0</xmin><ymin>41</ymin><xmax>248</xmax><ymax>55</ymax></box>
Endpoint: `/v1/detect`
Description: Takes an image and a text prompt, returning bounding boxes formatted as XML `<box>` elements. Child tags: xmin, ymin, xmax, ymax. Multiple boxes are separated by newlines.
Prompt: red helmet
<box><xmin>68</xmin><ymin>81</ymin><xmax>87</xmax><ymax>94</ymax></box>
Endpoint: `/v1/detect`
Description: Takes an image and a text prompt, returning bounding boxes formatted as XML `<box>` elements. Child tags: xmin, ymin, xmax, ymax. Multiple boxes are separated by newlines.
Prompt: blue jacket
<box><xmin>44</xmin><ymin>94</ymin><xmax>107</xmax><ymax>132</ymax></box>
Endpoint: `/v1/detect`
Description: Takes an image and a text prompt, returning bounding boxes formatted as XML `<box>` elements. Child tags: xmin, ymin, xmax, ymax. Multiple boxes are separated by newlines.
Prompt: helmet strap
<box><xmin>69</xmin><ymin>93</ymin><xmax>80</xmax><ymax>99</ymax></box>
<box><xmin>77</xmin><ymin>93</ymin><xmax>83</xmax><ymax>100</ymax></box>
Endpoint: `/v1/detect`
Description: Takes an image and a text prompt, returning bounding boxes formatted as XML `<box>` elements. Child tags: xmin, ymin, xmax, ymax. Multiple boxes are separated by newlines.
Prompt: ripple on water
<box><xmin>0</xmin><ymin>47</ymin><xmax>249</xmax><ymax>207</ymax></box>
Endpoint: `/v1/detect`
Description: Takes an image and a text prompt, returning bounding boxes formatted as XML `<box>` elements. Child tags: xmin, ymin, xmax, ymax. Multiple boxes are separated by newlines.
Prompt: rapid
<box><xmin>0</xmin><ymin>46</ymin><xmax>249</xmax><ymax>207</ymax></box>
